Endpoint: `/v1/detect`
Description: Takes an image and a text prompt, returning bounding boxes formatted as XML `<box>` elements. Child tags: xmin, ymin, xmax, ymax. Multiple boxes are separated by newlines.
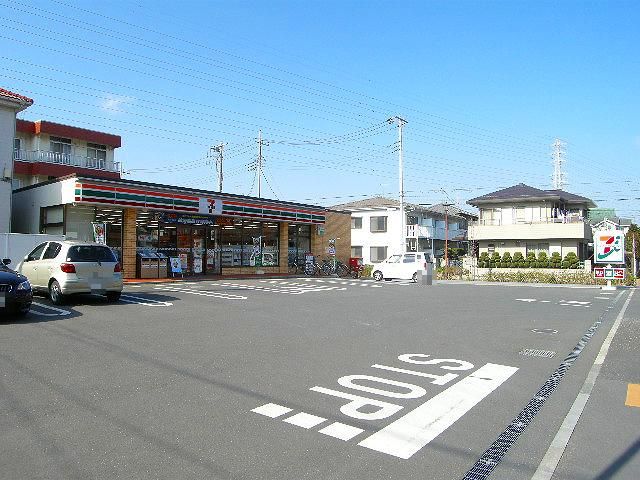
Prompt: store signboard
<box><xmin>199</xmin><ymin>197</ymin><xmax>223</xmax><ymax>215</ymax></box>
<box><xmin>594</xmin><ymin>230</ymin><xmax>625</xmax><ymax>264</ymax></box>
<box><xmin>594</xmin><ymin>267</ymin><xmax>625</xmax><ymax>279</ymax></box>
<box><xmin>170</xmin><ymin>257</ymin><xmax>182</xmax><ymax>273</ymax></box>
<box><xmin>157</xmin><ymin>212</ymin><xmax>217</xmax><ymax>225</ymax></box>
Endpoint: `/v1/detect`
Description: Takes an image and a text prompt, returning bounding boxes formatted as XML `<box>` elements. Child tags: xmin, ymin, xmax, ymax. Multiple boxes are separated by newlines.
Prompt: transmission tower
<box><xmin>551</xmin><ymin>139</ymin><xmax>567</xmax><ymax>190</ymax></box>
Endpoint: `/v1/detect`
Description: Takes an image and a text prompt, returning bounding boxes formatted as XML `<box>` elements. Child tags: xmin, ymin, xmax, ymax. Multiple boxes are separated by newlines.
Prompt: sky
<box><xmin>2</xmin><ymin>0</ymin><xmax>639</xmax><ymax>220</ymax></box>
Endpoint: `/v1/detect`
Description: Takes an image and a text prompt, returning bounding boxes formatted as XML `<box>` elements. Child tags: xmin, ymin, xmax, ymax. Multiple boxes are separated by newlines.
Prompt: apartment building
<box><xmin>332</xmin><ymin>196</ymin><xmax>476</xmax><ymax>264</ymax></box>
<box><xmin>12</xmin><ymin>119</ymin><xmax>122</xmax><ymax>189</ymax></box>
<box><xmin>467</xmin><ymin>183</ymin><xmax>596</xmax><ymax>260</ymax></box>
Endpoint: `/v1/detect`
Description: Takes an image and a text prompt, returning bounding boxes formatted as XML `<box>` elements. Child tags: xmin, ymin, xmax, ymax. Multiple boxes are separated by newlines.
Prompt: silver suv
<box><xmin>18</xmin><ymin>241</ymin><xmax>123</xmax><ymax>305</ymax></box>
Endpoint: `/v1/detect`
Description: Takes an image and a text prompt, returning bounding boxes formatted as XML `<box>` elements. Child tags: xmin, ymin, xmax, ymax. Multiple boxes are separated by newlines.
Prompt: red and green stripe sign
<box><xmin>74</xmin><ymin>183</ymin><xmax>325</xmax><ymax>224</ymax></box>
<box><xmin>75</xmin><ymin>183</ymin><xmax>200</xmax><ymax>212</ymax></box>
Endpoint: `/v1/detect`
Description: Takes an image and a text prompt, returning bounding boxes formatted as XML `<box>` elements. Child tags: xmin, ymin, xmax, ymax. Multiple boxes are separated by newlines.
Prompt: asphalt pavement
<box><xmin>0</xmin><ymin>278</ymin><xmax>637</xmax><ymax>479</ymax></box>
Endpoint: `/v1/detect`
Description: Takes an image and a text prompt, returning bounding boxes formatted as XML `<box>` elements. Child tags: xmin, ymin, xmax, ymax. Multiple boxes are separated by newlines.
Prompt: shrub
<box><xmin>478</xmin><ymin>252</ymin><xmax>490</xmax><ymax>268</ymax></box>
<box><xmin>501</xmin><ymin>252</ymin><xmax>513</xmax><ymax>268</ymax></box>
<box><xmin>549</xmin><ymin>252</ymin><xmax>562</xmax><ymax>268</ymax></box>
<box><xmin>362</xmin><ymin>264</ymin><xmax>373</xmax><ymax>278</ymax></box>
<box><xmin>489</xmin><ymin>252</ymin><xmax>501</xmax><ymax>268</ymax></box>
<box><xmin>562</xmin><ymin>252</ymin><xmax>579</xmax><ymax>269</ymax></box>
<box><xmin>537</xmin><ymin>251</ymin><xmax>549</xmax><ymax>268</ymax></box>
<box><xmin>512</xmin><ymin>251</ymin><xmax>524</xmax><ymax>268</ymax></box>
<box><xmin>525</xmin><ymin>252</ymin><xmax>536</xmax><ymax>268</ymax></box>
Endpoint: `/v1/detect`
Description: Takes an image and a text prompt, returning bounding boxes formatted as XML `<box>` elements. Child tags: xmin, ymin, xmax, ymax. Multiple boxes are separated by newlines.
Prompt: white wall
<box><xmin>0</xmin><ymin>233</ymin><xmax>65</xmax><ymax>264</ymax></box>
<box><xmin>0</xmin><ymin>107</ymin><xmax>18</xmax><ymax>233</ymax></box>
<box><xmin>350</xmin><ymin>208</ymin><xmax>403</xmax><ymax>264</ymax></box>
<box><xmin>11</xmin><ymin>180</ymin><xmax>71</xmax><ymax>233</ymax></box>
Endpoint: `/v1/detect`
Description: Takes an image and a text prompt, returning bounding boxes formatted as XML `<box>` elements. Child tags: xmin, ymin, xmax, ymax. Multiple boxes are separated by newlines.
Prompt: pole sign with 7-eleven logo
<box><xmin>594</xmin><ymin>230</ymin><xmax>625</xmax><ymax>264</ymax></box>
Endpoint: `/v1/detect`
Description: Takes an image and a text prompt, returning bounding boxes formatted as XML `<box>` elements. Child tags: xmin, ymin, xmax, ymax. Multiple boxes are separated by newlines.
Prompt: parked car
<box><xmin>0</xmin><ymin>258</ymin><xmax>33</xmax><ymax>316</ymax></box>
<box><xmin>372</xmin><ymin>252</ymin><xmax>433</xmax><ymax>282</ymax></box>
<box><xmin>17</xmin><ymin>241</ymin><xmax>123</xmax><ymax>305</ymax></box>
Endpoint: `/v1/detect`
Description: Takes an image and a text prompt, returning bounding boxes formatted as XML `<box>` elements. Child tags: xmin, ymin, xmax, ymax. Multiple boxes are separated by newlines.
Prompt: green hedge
<box><xmin>478</xmin><ymin>251</ymin><xmax>583</xmax><ymax>269</ymax></box>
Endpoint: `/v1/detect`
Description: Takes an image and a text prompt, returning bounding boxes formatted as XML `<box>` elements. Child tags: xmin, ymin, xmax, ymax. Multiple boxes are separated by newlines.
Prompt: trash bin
<box><xmin>137</xmin><ymin>251</ymin><xmax>159</xmax><ymax>279</ymax></box>
<box><xmin>155</xmin><ymin>252</ymin><xmax>168</xmax><ymax>278</ymax></box>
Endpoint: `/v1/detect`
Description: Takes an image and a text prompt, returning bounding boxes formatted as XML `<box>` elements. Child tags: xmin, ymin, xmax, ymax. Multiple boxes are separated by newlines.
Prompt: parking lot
<box><xmin>0</xmin><ymin>278</ymin><xmax>637</xmax><ymax>479</ymax></box>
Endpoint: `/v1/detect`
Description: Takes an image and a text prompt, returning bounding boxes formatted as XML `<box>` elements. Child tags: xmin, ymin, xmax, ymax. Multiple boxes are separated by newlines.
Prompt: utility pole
<box><xmin>210</xmin><ymin>143</ymin><xmax>225</xmax><ymax>192</ymax></box>
<box><xmin>551</xmin><ymin>138</ymin><xmax>567</xmax><ymax>190</ymax></box>
<box><xmin>256</xmin><ymin>130</ymin><xmax>269</xmax><ymax>198</ymax></box>
<box><xmin>388</xmin><ymin>116</ymin><xmax>407</xmax><ymax>253</ymax></box>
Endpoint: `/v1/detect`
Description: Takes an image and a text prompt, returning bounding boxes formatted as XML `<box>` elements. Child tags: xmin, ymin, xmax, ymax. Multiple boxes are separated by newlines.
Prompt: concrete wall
<box><xmin>0</xmin><ymin>233</ymin><xmax>65</xmax><ymax>264</ymax></box>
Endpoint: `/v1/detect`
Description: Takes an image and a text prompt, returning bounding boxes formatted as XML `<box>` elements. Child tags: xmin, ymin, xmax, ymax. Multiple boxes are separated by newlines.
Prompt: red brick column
<box><xmin>279</xmin><ymin>222</ymin><xmax>289</xmax><ymax>273</ymax></box>
<box><xmin>122</xmin><ymin>208</ymin><xmax>137</xmax><ymax>279</ymax></box>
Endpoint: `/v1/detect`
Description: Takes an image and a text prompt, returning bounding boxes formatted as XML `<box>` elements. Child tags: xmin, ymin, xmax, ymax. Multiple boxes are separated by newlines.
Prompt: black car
<box><xmin>0</xmin><ymin>258</ymin><xmax>33</xmax><ymax>317</ymax></box>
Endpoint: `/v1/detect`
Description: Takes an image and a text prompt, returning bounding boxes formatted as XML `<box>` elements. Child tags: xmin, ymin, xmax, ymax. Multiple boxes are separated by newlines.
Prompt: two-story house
<box><xmin>12</xmin><ymin>119</ymin><xmax>122</xmax><ymax>189</ymax></box>
<box><xmin>332</xmin><ymin>196</ymin><xmax>476</xmax><ymax>264</ymax></box>
<box><xmin>467</xmin><ymin>183</ymin><xmax>596</xmax><ymax>261</ymax></box>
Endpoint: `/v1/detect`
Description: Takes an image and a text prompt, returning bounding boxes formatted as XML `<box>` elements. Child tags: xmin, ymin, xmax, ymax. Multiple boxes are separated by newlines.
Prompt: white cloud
<box><xmin>99</xmin><ymin>94</ymin><xmax>134</xmax><ymax>113</ymax></box>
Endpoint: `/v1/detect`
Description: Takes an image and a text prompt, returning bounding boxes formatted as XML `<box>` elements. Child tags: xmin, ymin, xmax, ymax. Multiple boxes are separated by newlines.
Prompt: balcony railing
<box><xmin>472</xmin><ymin>215</ymin><xmax>587</xmax><ymax>227</ymax></box>
<box><xmin>14</xmin><ymin>149</ymin><xmax>120</xmax><ymax>173</ymax></box>
<box><xmin>406</xmin><ymin>224</ymin><xmax>467</xmax><ymax>240</ymax></box>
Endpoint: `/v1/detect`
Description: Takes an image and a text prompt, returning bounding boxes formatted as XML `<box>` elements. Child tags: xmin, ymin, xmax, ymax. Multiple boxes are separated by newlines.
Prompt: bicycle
<box><xmin>319</xmin><ymin>258</ymin><xmax>350</xmax><ymax>277</ymax></box>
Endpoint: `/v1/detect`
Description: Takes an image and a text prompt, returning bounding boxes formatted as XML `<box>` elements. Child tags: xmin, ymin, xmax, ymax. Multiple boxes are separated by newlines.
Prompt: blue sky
<box><xmin>3</xmin><ymin>0</ymin><xmax>639</xmax><ymax>219</ymax></box>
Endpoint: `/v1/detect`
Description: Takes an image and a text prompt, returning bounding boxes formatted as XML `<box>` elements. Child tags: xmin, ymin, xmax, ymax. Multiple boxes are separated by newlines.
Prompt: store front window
<box><xmin>288</xmin><ymin>224</ymin><xmax>311</xmax><ymax>264</ymax></box>
<box><xmin>220</xmin><ymin>219</ymin><xmax>280</xmax><ymax>268</ymax></box>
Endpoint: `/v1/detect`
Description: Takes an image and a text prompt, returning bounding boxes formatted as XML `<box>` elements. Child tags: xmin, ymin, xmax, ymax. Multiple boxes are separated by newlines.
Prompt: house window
<box><xmin>351</xmin><ymin>217</ymin><xmax>362</xmax><ymax>229</ymax></box>
<box><xmin>407</xmin><ymin>216</ymin><xmax>418</xmax><ymax>225</ymax></box>
<box><xmin>41</xmin><ymin>205</ymin><xmax>65</xmax><ymax>235</ymax></box>
<box><xmin>538</xmin><ymin>243</ymin><xmax>549</xmax><ymax>254</ymax></box>
<box><xmin>370</xmin><ymin>216</ymin><xmax>387</xmax><ymax>232</ymax></box>
<box><xmin>370</xmin><ymin>246</ymin><xmax>388</xmax><ymax>263</ymax></box>
<box><xmin>87</xmin><ymin>143</ymin><xmax>107</xmax><ymax>169</ymax></box>
<box><xmin>351</xmin><ymin>246</ymin><xmax>363</xmax><ymax>258</ymax></box>
<box><xmin>14</xmin><ymin>138</ymin><xmax>21</xmax><ymax>151</ymax></box>
<box><xmin>49</xmin><ymin>137</ymin><xmax>71</xmax><ymax>158</ymax></box>
<box><xmin>515</xmin><ymin>207</ymin><xmax>525</xmax><ymax>223</ymax></box>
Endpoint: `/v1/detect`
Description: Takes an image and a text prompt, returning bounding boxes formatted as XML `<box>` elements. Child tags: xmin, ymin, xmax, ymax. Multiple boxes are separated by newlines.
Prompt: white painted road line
<box><xmin>319</xmin><ymin>422</ymin><xmax>364</xmax><ymax>441</ymax></box>
<box><xmin>252</xmin><ymin>403</ymin><xmax>292</xmax><ymax>418</ymax></box>
<box><xmin>30</xmin><ymin>302</ymin><xmax>71</xmax><ymax>316</ymax></box>
<box><xmin>283</xmin><ymin>412</ymin><xmax>326</xmax><ymax>429</ymax></box>
<box><xmin>154</xmin><ymin>286</ymin><xmax>247</xmax><ymax>300</ymax></box>
<box><xmin>358</xmin><ymin>363</ymin><xmax>519</xmax><ymax>459</ymax></box>
<box><xmin>120</xmin><ymin>294</ymin><xmax>174</xmax><ymax>306</ymax></box>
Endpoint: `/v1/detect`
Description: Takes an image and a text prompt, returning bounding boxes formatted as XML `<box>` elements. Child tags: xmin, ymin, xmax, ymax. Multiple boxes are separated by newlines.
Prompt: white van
<box><xmin>372</xmin><ymin>252</ymin><xmax>433</xmax><ymax>282</ymax></box>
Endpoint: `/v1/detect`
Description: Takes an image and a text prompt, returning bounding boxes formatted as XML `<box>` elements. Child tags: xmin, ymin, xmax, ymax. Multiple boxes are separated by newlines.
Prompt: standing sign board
<box><xmin>92</xmin><ymin>222</ymin><xmax>106</xmax><ymax>244</ymax></box>
<box><xmin>594</xmin><ymin>230</ymin><xmax>625</xmax><ymax>264</ymax></box>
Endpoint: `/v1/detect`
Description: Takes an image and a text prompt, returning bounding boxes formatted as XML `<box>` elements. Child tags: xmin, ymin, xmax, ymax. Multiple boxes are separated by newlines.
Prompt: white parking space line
<box><xmin>319</xmin><ymin>422</ymin><xmax>364</xmax><ymax>441</ymax></box>
<box><xmin>283</xmin><ymin>413</ymin><xmax>327</xmax><ymax>429</ymax></box>
<box><xmin>30</xmin><ymin>302</ymin><xmax>72</xmax><ymax>316</ymax></box>
<box><xmin>120</xmin><ymin>294</ymin><xmax>174</xmax><ymax>306</ymax></box>
<box><xmin>218</xmin><ymin>282</ymin><xmax>346</xmax><ymax>295</ymax></box>
<box><xmin>154</xmin><ymin>286</ymin><xmax>247</xmax><ymax>300</ymax></box>
<box><xmin>358</xmin><ymin>363</ymin><xmax>519</xmax><ymax>459</ymax></box>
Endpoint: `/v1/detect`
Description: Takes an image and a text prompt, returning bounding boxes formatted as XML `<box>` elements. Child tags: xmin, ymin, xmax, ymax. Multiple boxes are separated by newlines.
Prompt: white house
<box><xmin>0</xmin><ymin>88</ymin><xmax>33</xmax><ymax>233</ymax></box>
<box><xmin>331</xmin><ymin>196</ymin><xmax>476</xmax><ymax>264</ymax></box>
<box><xmin>467</xmin><ymin>183</ymin><xmax>596</xmax><ymax>260</ymax></box>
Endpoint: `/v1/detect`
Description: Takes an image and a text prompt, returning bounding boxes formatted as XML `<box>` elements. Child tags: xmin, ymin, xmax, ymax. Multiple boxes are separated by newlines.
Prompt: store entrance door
<box><xmin>206</xmin><ymin>226</ymin><xmax>221</xmax><ymax>275</ymax></box>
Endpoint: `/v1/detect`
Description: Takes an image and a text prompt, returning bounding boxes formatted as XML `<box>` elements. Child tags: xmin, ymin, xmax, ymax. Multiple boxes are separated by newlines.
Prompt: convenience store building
<box><xmin>12</xmin><ymin>175</ymin><xmax>351</xmax><ymax>279</ymax></box>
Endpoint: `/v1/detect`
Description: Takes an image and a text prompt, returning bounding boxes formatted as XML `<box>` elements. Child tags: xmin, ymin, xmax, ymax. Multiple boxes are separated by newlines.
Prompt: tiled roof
<box><xmin>331</xmin><ymin>197</ymin><xmax>477</xmax><ymax>219</ymax></box>
<box><xmin>0</xmin><ymin>88</ymin><xmax>34</xmax><ymax>105</ymax></box>
<box><xmin>331</xmin><ymin>196</ymin><xmax>400</xmax><ymax>210</ymax></box>
<box><xmin>467</xmin><ymin>183</ymin><xmax>596</xmax><ymax>207</ymax></box>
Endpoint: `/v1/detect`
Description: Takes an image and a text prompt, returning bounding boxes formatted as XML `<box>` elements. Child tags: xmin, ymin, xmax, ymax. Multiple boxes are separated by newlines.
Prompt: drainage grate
<box><xmin>519</xmin><ymin>348</ymin><xmax>556</xmax><ymax>358</ymax></box>
<box><xmin>461</xmin><ymin>301</ymin><xmax>617</xmax><ymax>480</ymax></box>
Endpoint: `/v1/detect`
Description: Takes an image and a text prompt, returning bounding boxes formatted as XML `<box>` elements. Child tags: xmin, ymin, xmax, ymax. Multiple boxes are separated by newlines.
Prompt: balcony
<box><xmin>406</xmin><ymin>224</ymin><xmax>468</xmax><ymax>241</ymax></box>
<box><xmin>14</xmin><ymin>149</ymin><xmax>120</xmax><ymax>173</ymax></box>
<box><xmin>469</xmin><ymin>217</ymin><xmax>592</xmax><ymax>241</ymax></box>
